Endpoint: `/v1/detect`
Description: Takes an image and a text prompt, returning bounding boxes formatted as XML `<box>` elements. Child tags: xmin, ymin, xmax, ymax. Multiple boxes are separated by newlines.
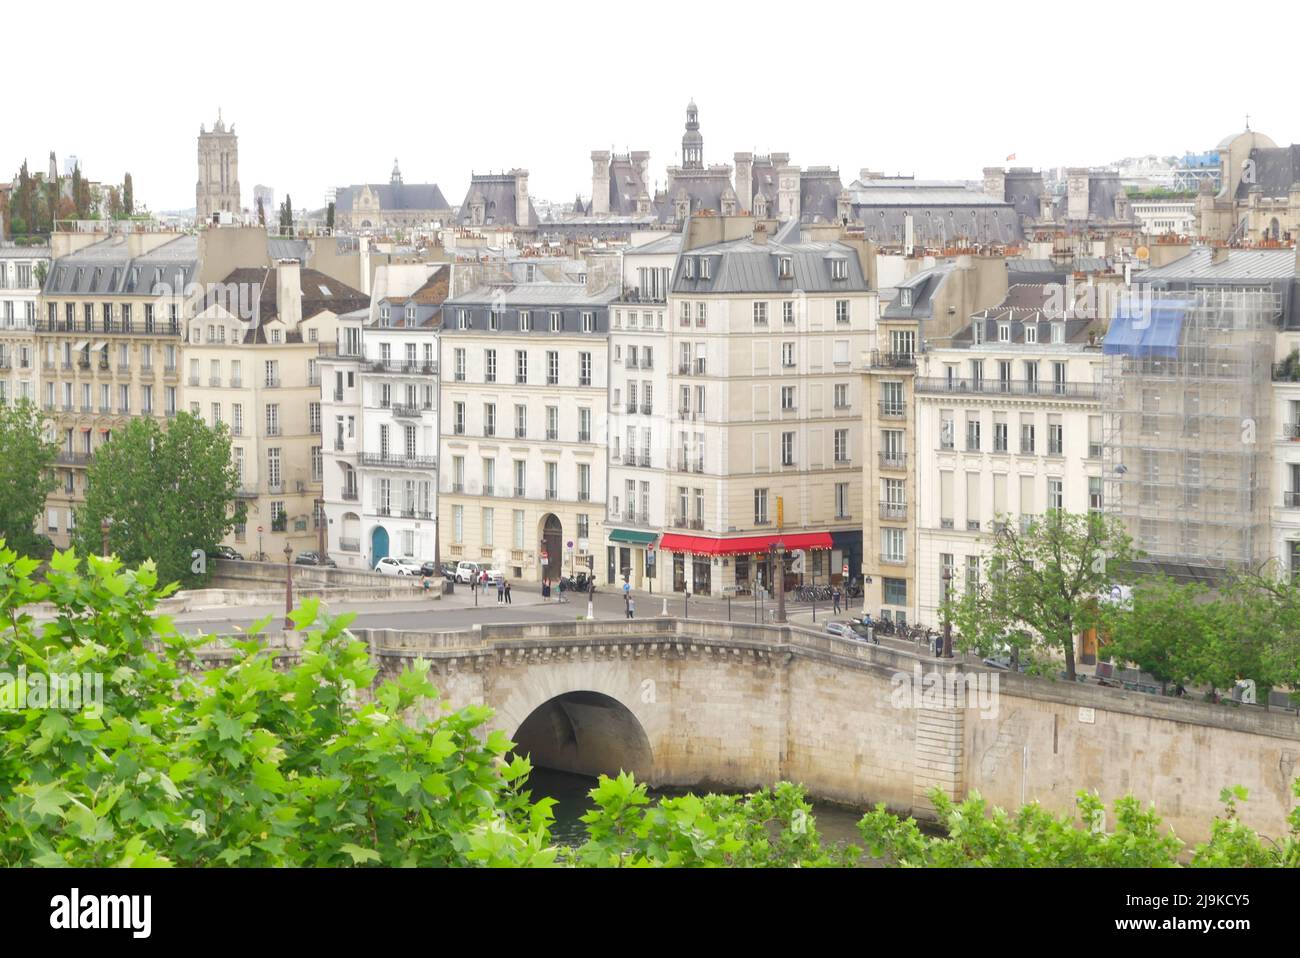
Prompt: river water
<box><xmin>524</xmin><ymin>766</ymin><xmax>874</xmax><ymax>852</ymax></box>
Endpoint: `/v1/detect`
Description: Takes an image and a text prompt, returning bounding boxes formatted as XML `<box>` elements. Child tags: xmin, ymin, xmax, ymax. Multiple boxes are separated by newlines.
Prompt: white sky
<box><xmin>7</xmin><ymin>0</ymin><xmax>1296</xmax><ymax>213</ymax></box>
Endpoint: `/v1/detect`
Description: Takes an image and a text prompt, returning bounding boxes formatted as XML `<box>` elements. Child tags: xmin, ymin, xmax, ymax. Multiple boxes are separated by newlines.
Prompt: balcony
<box><xmin>914</xmin><ymin>376</ymin><xmax>1101</xmax><ymax>400</ymax></box>
<box><xmin>339</xmin><ymin>537</ymin><xmax>360</xmax><ymax>552</ymax></box>
<box><xmin>545</xmin><ymin>489</ymin><xmax>558</xmax><ymax>500</ymax></box>
<box><xmin>264</xmin><ymin>378</ymin><xmax>281</xmax><ymax>389</ymax></box>
<box><xmin>545</xmin><ymin>429</ymin><xmax>558</xmax><ymax>441</ymax></box>
<box><xmin>333</xmin><ymin>389</ymin><xmax>344</xmax><ymax>402</ymax></box>
<box><xmin>877</xmin><ymin>401</ymin><xmax>906</xmax><ymax>420</ymax></box>
<box><xmin>879</xmin><ymin>501</ymin><xmax>907</xmax><ymax>521</ymax></box>
<box><xmin>879</xmin><ymin>451</ymin><xmax>907</xmax><ymax>470</ymax></box>
<box><xmin>209</xmin><ymin>377</ymin><xmax>221</xmax><ymax>387</ymax></box>
<box><xmin>514</xmin><ymin>486</ymin><xmax>526</xmax><ymax>498</ymax></box>
<box><xmin>359</xmin><ymin>453</ymin><xmax>438</xmax><ymax>470</ymax></box>
<box><xmin>235</xmin><ymin>485</ymin><xmax>259</xmax><ymax>499</ymax></box>
<box><xmin>163</xmin><ymin>365</ymin><xmax>178</xmax><ymax>379</ymax></box>
<box><xmin>678</xmin><ymin>362</ymin><xmax>692</xmax><ymax>375</ymax></box>
<box><xmin>188</xmin><ymin>376</ymin><xmax>200</xmax><ymax>387</ymax></box>
<box><xmin>966</xmin><ymin>519</ymin><xmax>982</xmax><ymax>532</ymax></box>
<box><xmin>578</xmin><ymin>491</ymin><xmax>591</xmax><ymax>502</ymax></box>
<box><xmin>514</xmin><ymin>427</ymin><xmax>527</xmax><ymax>439</ymax></box>
<box><xmin>879</xmin><ymin>552</ymin><xmax>907</xmax><ymax>566</ymax></box>
<box><xmin>55</xmin><ymin>451</ymin><xmax>90</xmax><ymax>466</ymax></box>
<box><xmin>689</xmin><ymin>518</ymin><xmax>704</xmax><ymax>530</ymax></box>
<box><xmin>342</xmin><ymin>489</ymin><xmax>359</xmax><ymax>501</ymax></box>
<box><xmin>1286</xmin><ymin>491</ymin><xmax>1300</xmax><ymax>508</ymax></box>
<box><xmin>870</xmin><ymin>350</ymin><xmax>916</xmax><ymax>369</ymax></box>
<box><xmin>392</xmin><ymin>404</ymin><xmax>424</xmax><ymax>418</ymax></box>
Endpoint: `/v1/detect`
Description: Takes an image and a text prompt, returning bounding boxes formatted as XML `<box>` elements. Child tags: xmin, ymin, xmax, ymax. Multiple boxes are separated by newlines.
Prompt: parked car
<box><xmin>375</xmin><ymin>556</ymin><xmax>421</xmax><ymax>576</ymax></box>
<box><xmin>825</xmin><ymin>621</ymin><xmax>852</xmax><ymax>639</ymax></box>
<box><xmin>419</xmin><ymin>561</ymin><xmax>458</xmax><ymax>581</ymax></box>
<box><xmin>295</xmin><ymin>551</ymin><xmax>337</xmax><ymax>567</ymax></box>
<box><xmin>455</xmin><ymin>561</ymin><xmax>483</xmax><ymax>584</ymax></box>
<box><xmin>212</xmin><ymin>545</ymin><xmax>244</xmax><ymax>561</ymax></box>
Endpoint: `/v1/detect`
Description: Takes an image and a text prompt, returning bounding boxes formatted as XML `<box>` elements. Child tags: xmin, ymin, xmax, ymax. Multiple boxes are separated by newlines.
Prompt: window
<box><xmin>453</xmin><ymin>401</ymin><xmax>465</xmax><ymax>435</ymax></box>
<box><xmin>546</xmin><ymin>350</ymin><xmax>559</xmax><ymax>385</ymax></box>
<box><xmin>582</xmin><ymin>311</ymin><xmax>595</xmax><ymax>332</ymax></box>
<box><xmin>520</xmin><ymin>310</ymin><xmax>532</xmax><ymax>332</ymax></box>
<box><xmin>883</xmin><ymin>577</ymin><xmax>907</xmax><ymax>607</ymax></box>
<box><xmin>781</xmin><ymin>342</ymin><xmax>795</xmax><ymax>367</ymax></box>
<box><xmin>546</xmin><ymin>405</ymin><xmax>559</xmax><ymax>441</ymax></box>
<box><xmin>993</xmin><ymin>417</ymin><xmax>1008</xmax><ymax>453</ymax></box>
<box><xmin>1088</xmin><ymin>476</ymin><xmax>1103</xmax><ymax>513</ymax></box>
<box><xmin>264</xmin><ymin>360</ymin><xmax>279</xmax><ymax>387</ymax></box>
<box><xmin>488</xmin><ymin>311</ymin><xmax>501</xmax><ymax>331</ymax></box>
<box><xmin>513</xmin><ymin>510</ymin><xmax>526</xmax><ymax>549</ymax></box>
<box><xmin>881</xmin><ymin>381</ymin><xmax>905</xmax><ymax>417</ymax></box>
<box><xmin>696</xmin><ymin>301</ymin><xmax>707</xmax><ymax>326</ymax></box>
<box><xmin>882</xmin><ymin>529</ymin><xmax>906</xmax><ymax>563</ymax></box>
<box><xmin>831</xmin><ymin>259</ymin><xmax>847</xmax><ymax>281</ymax></box>
<box><xmin>514</xmin><ymin>404</ymin><xmax>527</xmax><ymax>438</ymax></box>
<box><xmin>835</xmin><ymin>300</ymin><xmax>850</xmax><ymax>324</ymax></box>
<box><xmin>997</xmin><ymin>323</ymin><xmax>1010</xmax><ymax>343</ymax></box>
<box><xmin>265</xmin><ymin>403</ymin><xmax>280</xmax><ymax>437</ymax></box>
<box><xmin>753</xmin><ymin>302</ymin><xmax>769</xmax><ymax>326</ymax></box>
<box><xmin>579</xmin><ymin>352</ymin><xmax>592</xmax><ymax>386</ymax></box>
<box><xmin>834</xmin><ymin>429</ymin><xmax>849</xmax><ymax>463</ymax></box>
<box><xmin>1024</xmin><ymin>323</ymin><xmax>1037</xmax><ymax>344</ymax></box>
<box><xmin>835</xmin><ymin>482</ymin><xmax>850</xmax><ymax>518</ymax></box>
<box><xmin>965</xmin><ymin>416</ymin><xmax>981</xmax><ymax>452</ymax></box>
<box><xmin>781</xmin><ymin>386</ymin><xmax>796</xmax><ymax>410</ymax></box>
<box><xmin>309</xmin><ymin>402</ymin><xmax>321</xmax><ymax>433</ymax></box>
<box><xmin>454</xmin><ymin>348</ymin><xmax>466</xmax><ymax>381</ymax></box>
<box><xmin>515</xmin><ymin>350</ymin><xmax>527</xmax><ymax>383</ymax></box>
<box><xmin>940</xmin><ymin>410</ymin><xmax>954</xmax><ymax>450</ymax></box>
<box><xmin>753</xmin><ymin>488</ymin><xmax>769</xmax><ymax>525</ymax></box>
<box><xmin>1048</xmin><ymin>477</ymin><xmax>1063</xmax><ymax>511</ymax></box>
<box><xmin>579</xmin><ymin>408</ymin><xmax>591</xmax><ymax>443</ymax></box>
<box><xmin>483</xmin><ymin>403</ymin><xmax>496</xmax><ymax>437</ymax></box>
<box><xmin>1019</xmin><ymin>417</ymin><xmax>1035</xmax><ymax>454</ymax></box>
<box><xmin>1048</xmin><ymin>419</ymin><xmax>1064</xmax><ymax>456</ymax></box>
<box><xmin>453</xmin><ymin>506</ymin><xmax>464</xmax><ymax>543</ymax></box>
<box><xmin>482</xmin><ymin>508</ymin><xmax>495</xmax><ymax>547</ymax></box>
<box><xmin>783</xmin><ymin>301</ymin><xmax>795</xmax><ymax>325</ymax></box>
<box><xmin>458</xmin><ymin>309</ymin><xmax>470</xmax><ymax>330</ymax></box>
<box><xmin>549</xmin><ymin>311</ymin><xmax>562</xmax><ymax>332</ymax></box>
<box><xmin>1051</xmin><ymin>323</ymin><xmax>1065</xmax><ymax>344</ymax></box>
<box><xmin>834</xmin><ymin>383</ymin><xmax>849</xmax><ymax>409</ymax></box>
<box><xmin>1024</xmin><ymin>361</ymin><xmax>1039</xmax><ymax>394</ymax></box>
<box><xmin>485</xmin><ymin>349</ymin><xmax>496</xmax><ymax>382</ymax></box>
<box><xmin>781</xmin><ymin>432</ymin><xmax>795</xmax><ymax>466</ymax></box>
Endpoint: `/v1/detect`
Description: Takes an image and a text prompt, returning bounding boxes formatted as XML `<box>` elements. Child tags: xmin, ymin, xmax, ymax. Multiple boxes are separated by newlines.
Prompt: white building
<box><xmin>0</xmin><ymin>245</ymin><xmax>50</xmax><ymax>406</ymax></box>
<box><xmin>321</xmin><ymin>264</ymin><xmax>447</xmax><ymax>568</ymax></box>
<box><xmin>1130</xmin><ymin>198</ymin><xmax>1196</xmax><ymax>236</ymax></box>
<box><xmin>914</xmin><ymin>285</ymin><xmax>1105</xmax><ymax>626</ymax></box>
<box><xmin>606</xmin><ymin>231</ymin><xmax>677</xmax><ymax>588</ymax></box>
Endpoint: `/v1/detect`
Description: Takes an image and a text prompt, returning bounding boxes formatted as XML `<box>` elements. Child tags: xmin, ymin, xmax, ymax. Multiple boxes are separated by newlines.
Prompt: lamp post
<box><xmin>774</xmin><ymin>539</ymin><xmax>787</xmax><ymax>624</ymax></box>
<box><xmin>941</xmin><ymin>566</ymin><xmax>953</xmax><ymax>658</ymax></box>
<box><xmin>100</xmin><ymin>517</ymin><xmax>111</xmax><ymax>558</ymax></box>
<box><xmin>283</xmin><ymin>541</ymin><xmax>294</xmax><ymax>631</ymax></box>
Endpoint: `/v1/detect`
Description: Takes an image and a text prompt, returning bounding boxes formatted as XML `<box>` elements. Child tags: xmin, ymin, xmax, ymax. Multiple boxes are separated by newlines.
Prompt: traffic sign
<box><xmin>257</xmin><ymin>525</ymin><xmax>264</xmax><ymax>533</ymax></box>
<box><xmin>843</xmin><ymin>563</ymin><xmax>849</xmax><ymax>576</ymax></box>
<box><xmin>541</xmin><ymin>551</ymin><xmax>549</xmax><ymax>563</ymax></box>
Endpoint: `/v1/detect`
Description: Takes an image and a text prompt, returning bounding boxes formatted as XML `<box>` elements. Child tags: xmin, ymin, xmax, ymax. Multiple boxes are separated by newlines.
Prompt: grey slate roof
<box><xmin>456</xmin><ymin>174</ymin><xmax>539</xmax><ymax>228</ymax></box>
<box><xmin>606</xmin><ymin>155</ymin><xmax>650</xmax><ymax>215</ymax></box>
<box><xmin>1135</xmin><ymin>247</ymin><xmax>1297</xmax><ymax>282</ymax></box>
<box><xmin>800</xmin><ymin>168</ymin><xmax>844</xmax><ymax>223</ymax></box>
<box><xmin>267</xmin><ymin>238</ymin><xmax>310</xmax><ymax>262</ymax></box>
<box><xmin>0</xmin><ymin>245</ymin><xmax>51</xmax><ymax>259</ymax></box>
<box><xmin>1235</xmin><ymin>144</ymin><xmax>1300</xmax><ymax>199</ymax></box>
<box><xmin>672</xmin><ymin>238</ymin><xmax>869</xmax><ymax>295</ymax></box>
<box><xmin>627</xmin><ymin>232</ymin><xmax>682</xmax><ymax>255</ymax></box>
<box><xmin>881</xmin><ymin>264</ymin><xmax>953</xmax><ymax>319</ymax></box>
<box><xmin>847</xmin><ymin>177</ymin><xmax>1024</xmax><ymax>245</ymax></box>
<box><xmin>334</xmin><ymin>181</ymin><xmax>451</xmax><ymax>213</ymax></box>
<box><xmin>44</xmin><ymin>235</ymin><xmax>198</xmax><ymax>295</ymax></box>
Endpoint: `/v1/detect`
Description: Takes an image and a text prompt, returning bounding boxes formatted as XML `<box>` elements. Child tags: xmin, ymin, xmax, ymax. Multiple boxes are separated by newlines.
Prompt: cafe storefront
<box><xmin>658</xmin><ymin>531</ymin><xmax>835</xmax><ymax>597</ymax></box>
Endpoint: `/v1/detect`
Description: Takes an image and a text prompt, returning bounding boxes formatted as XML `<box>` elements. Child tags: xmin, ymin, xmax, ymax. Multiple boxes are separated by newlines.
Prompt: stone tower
<box><xmin>682</xmin><ymin>100</ymin><xmax>703</xmax><ymax>170</ymax></box>
<box><xmin>196</xmin><ymin>110</ymin><xmax>241</xmax><ymax>223</ymax></box>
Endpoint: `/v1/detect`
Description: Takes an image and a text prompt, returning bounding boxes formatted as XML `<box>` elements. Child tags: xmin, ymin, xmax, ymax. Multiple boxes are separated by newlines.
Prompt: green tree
<box><xmin>326</xmin><ymin>201</ymin><xmax>335</xmax><ymax>231</ymax></box>
<box><xmin>949</xmin><ymin>510</ymin><xmax>1137</xmax><ymax>679</ymax></box>
<box><xmin>73</xmin><ymin>413</ymin><xmax>244</xmax><ymax>587</ymax></box>
<box><xmin>106</xmin><ymin>186</ymin><xmax>124</xmax><ymax>220</ymax></box>
<box><xmin>279</xmin><ymin>194</ymin><xmax>293</xmax><ymax>235</ymax></box>
<box><xmin>0</xmin><ymin>400</ymin><xmax>58</xmax><ymax>556</ymax></box>
<box><xmin>256</xmin><ymin>195</ymin><xmax>265</xmax><ymax>227</ymax></box>
<box><xmin>122</xmin><ymin>172</ymin><xmax>134</xmax><ymax>216</ymax></box>
<box><xmin>1101</xmin><ymin>575</ymin><xmax>1221</xmax><ymax>692</ymax></box>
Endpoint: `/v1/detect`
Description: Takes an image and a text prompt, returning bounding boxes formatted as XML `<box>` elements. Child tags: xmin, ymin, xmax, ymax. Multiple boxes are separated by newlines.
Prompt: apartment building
<box><xmin>189</xmin><ymin>260</ymin><xmax>368</xmax><ymax>558</ymax></box>
<box><xmin>0</xmin><ymin>244</ymin><xmax>50</xmax><ymax>407</ymax></box>
<box><xmin>36</xmin><ymin>233</ymin><xmax>198</xmax><ymax>545</ymax></box>
<box><xmin>319</xmin><ymin>265</ymin><xmax>446</xmax><ymax>569</ymax></box>
<box><xmin>656</xmin><ymin>217</ymin><xmax>877</xmax><ymax>597</ymax></box>
<box><xmin>860</xmin><ymin>255</ymin><xmax>1007</xmax><ymax>624</ymax></box>
<box><xmin>914</xmin><ymin>285</ymin><xmax>1105</xmax><ymax>628</ymax></box>
<box><xmin>606</xmin><ymin>232</ymin><xmax>677</xmax><ymax>588</ymax></box>
<box><xmin>439</xmin><ymin>281</ymin><xmax>616</xmax><ymax>583</ymax></box>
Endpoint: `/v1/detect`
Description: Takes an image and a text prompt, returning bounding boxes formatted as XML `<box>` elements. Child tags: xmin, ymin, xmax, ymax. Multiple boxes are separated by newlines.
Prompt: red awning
<box><xmin>658</xmin><ymin>531</ymin><xmax>833</xmax><ymax>556</ymax></box>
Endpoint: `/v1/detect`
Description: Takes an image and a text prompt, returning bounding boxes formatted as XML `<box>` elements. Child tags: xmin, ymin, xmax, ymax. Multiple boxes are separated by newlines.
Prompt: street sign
<box><xmin>843</xmin><ymin>563</ymin><xmax>849</xmax><ymax>576</ymax></box>
<box><xmin>567</xmin><ymin>540</ymin><xmax>574</xmax><ymax>549</ymax></box>
<box><xmin>257</xmin><ymin>525</ymin><xmax>264</xmax><ymax>533</ymax></box>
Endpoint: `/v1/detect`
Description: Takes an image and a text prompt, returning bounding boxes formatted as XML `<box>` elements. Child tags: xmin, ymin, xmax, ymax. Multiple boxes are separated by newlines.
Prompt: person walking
<box><xmin>504</xmin><ymin>580</ymin><xmax>512</xmax><ymax>604</ymax></box>
<box><xmin>627</xmin><ymin>597</ymin><xmax>636</xmax><ymax>619</ymax></box>
<box><xmin>497</xmin><ymin>578</ymin><xmax>505</xmax><ymax>604</ymax></box>
<box><xmin>832</xmin><ymin>587</ymin><xmax>842</xmax><ymax>615</ymax></box>
<box><xmin>542</xmin><ymin>577</ymin><xmax>550</xmax><ymax>601</ymax></box>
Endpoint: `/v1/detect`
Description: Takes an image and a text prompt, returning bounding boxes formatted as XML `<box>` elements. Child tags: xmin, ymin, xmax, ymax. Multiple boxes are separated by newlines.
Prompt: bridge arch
<box><xmin>509</xmin><ymin>690</ymin><xmax>653</xmax><ymax>782</ymax></box>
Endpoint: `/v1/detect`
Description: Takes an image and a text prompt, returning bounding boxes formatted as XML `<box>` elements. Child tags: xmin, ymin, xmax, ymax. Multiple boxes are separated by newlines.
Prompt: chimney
<box><xmin>1066</xmin><ymin>167</ymin><xmax>1090</xmax><ymax>221</ymax></box>
<box><xmin>275</xmin><ymin>259</ymin><xmax>303</xmax><ymax>326</ymax></box>
<box><xmin>590</xmin><ymin>151</ymin><xmax>610</xmax><ymax>216</ymax></box>
<box><xmin>982</xmin><ymin>166</ymin><xmax>1006</xmax><ymax>201</ymax></box>
<box><xmin>752</xmin><ymin>222</ymin><xmax>768</xmax><ymax>246</ymax></box>
<box><xmin>512</xmin><ymin>169</ymin><xmax>530</xmax><ymax>226</ymax></box>
<box><xmin>630</xmin><ymin>150</ymin><xmax>650</xmax><ymax>185</ymax></box>
<box><xmin>734</xmin><ymin>152</ymin><xmax>753</xmax><ymax>209</ymax></box>
<box><xmin>1211</xmin><ymin>246</ymin><xmax>1230</xmax><ymax>266</ymax></box>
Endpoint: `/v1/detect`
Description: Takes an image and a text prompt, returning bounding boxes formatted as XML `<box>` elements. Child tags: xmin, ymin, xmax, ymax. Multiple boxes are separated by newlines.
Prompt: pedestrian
<box><xmin>422</xmin><ymin>573</ymin><xmax>433</xmax><ymax>597</ymax></box>
<box><xmin>504</xmin><ymin>580</ymin><xmax>512</xmax><ymax>604</ymax></box>
<box><xmin>628</xmin><ymin>597</ymin><xmax>635</xmax><ymax>619</ymax></box>
<box><xmin>542</xmin><ymin>577</ymin><xmax>550</xmax><ymax>601</ymax></box>
<box><xmin>481</xmin><ymin>570</ymin><xmax>488</xmax><ymax>595</ymax></box>
<box><xmin>497</xmin><ymin>578</ymin><xmax>505</xmax><ymax>604</ymax></box>
<box><xmin>832</xmin><ymin>587</ymin><xmax>841</xmax><ymax>615</ymax></box>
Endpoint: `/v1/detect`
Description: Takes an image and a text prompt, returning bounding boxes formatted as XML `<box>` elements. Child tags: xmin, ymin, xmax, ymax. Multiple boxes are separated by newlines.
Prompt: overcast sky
<box><xmin>6</xmin><ymin>0</ymin><xmax>1295</xmax><ymax>213</ymax></box>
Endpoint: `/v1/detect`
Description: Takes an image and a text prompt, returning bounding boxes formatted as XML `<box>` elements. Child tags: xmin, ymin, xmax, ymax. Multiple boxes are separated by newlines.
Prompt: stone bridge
<box><xmin>226</xmin><ymin>619</ymin><xmax>1300</xmax><ymax>844</ymax></box>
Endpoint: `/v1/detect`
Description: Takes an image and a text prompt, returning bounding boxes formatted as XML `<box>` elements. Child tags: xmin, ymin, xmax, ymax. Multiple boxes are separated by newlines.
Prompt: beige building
<box><xmin>656</xmin><ymin>216</ymin><xmax>877</xmax><ymax>597</ymax></box>
<box><xmin>196</xmin><ymin>111</ymin><xmax>240</xmax><ymax>224</ymax></box>
<box><xmin>1195</xmin><ymin>128</ymin><xmax>1300</xmax><ymax>243</ymax></box>
<box><xmin>0</xmin><ymin>244</ymin><xmax>49</xmax><ymax>408</ymax></box>
<box><xmin>439</xmin><ymin>280</ymin><xmax>617</xmax><ymax>584</ymax></box>
<box><xmin>190</xmin><ymin>261</ymin><xmax>368</xmax><ymax>557</ymax></box>
<box><xmin>859</xmin><ymin>255</ymin><xmax>1007</xmax><ymax>625</ymax></box>
<box><xmin>37</xmin><ymin>231</ymin><xmax>198</xmax><ymax>546</ymax></box>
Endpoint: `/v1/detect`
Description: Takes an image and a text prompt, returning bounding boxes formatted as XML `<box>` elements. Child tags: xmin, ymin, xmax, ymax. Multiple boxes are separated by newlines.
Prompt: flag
<box><xmin>1006</xmin><ymin>153</ymin><xmax>1017</xmax><ymax>161</ymax></box>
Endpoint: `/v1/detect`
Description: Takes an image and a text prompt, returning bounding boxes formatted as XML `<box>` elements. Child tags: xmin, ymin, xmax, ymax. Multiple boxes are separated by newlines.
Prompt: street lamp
<box><xmin>941</xmin><ymin>566</ymin><xmax>953</xmax><ymax>658</ymax></box>
<box><xmin>774</xmin><ymin>539</ymin><xmax>787</xmax><ymax>624</ymax></box>
<box><xmin>100</xmin><ymin>517</ymin><xmax>111</xmax><ymax>558</ymax></box>
<box><xmin>283</xmin><ymin>541</ymin><xmax>294</xmax><ymax>631</ymax></box>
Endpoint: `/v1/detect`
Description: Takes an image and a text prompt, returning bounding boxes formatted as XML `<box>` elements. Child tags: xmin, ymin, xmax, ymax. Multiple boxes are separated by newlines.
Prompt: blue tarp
<box><xmin>1102</xmin><ymin>297</ymin><xmax>1188</xmax><ymax>358</ymax></box>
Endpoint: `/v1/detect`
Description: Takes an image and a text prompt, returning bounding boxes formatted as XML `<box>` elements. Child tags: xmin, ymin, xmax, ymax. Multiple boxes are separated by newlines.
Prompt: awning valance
<box><xmin>609</xmin><ymin>529</ymin><xmax>658</xmax><ymax>545</ymax></box>
<box><xmin>659</xmin><ymin>531</ymin><xmax>833</xmax><ymax>556</ymax></box>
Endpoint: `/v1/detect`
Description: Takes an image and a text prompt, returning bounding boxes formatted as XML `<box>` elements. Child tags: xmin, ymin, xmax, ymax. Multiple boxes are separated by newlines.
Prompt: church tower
<box><xmin>196</xmin><ymin>109</ymin><xmax>241</xmax><ymax>223</ymax></box>
<box><xmin>682</xmin><ymin>100</ymin><xmax>704</xmax><ymax>170</ymax></box>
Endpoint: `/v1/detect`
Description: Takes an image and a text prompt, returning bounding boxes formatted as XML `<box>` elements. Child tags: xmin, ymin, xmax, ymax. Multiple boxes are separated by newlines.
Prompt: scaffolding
<box><xmin>1101</xmin><ymin>287</ymin><xmax>1281</xmax><ymax>574</ymax></box>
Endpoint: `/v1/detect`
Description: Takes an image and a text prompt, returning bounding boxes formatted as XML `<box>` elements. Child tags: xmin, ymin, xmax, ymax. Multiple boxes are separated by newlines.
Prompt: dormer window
<box><xmin>684</xmin><ymin>257</ymin><xmax>695</xmax><ymax>279</ymax></box>
<box><xmin>779</xmin><ymin>256</ymin><xmax>793</xmax><ymax>279</ymax></box>
<box><xmin>972</xmin><ymin>321</ymin><xmax>984</xmax><ymax>345</ymax></box>
<box><xmin>380</xmin><ymin>306</ymin><xmax>390</xmax><ymax>323</ymax></box>
<box><xmin>997</xmin><ymin>323</ymin><xmax>1011</xmax><ymax>343</ymax></box>
<box><xmin>270</xmin><ymin>328</ymin><xmax>282</xmax><ymax>344</ymax></box>
<box><xmin>1025</xmin><ymin>324</ymin><xmax>1038</xmax><ymax>344</ymax></box>
<box><xmin>899</xmin><ymin>289</ymin><xmax>913</xmax><ymax>308</ymax></box>
<box><xmin>458</xmin><ymin>309</ymin><xmax>470</xmax><ymax>330</ymax></box>
<box><xmin>699</xmin><ymin>257</ymin><xmax>711</xmax><ymax>280</ymax></box>
<box><xmin>520</xmin><ymin>310</ymin><xmax>532</xmax><ymax>331</ymax></box>
<box><xmin>830</xmin><ymin>258</ymin><xmax>846</xmax><ymax>280</ymax></box>
<box><xmin>1051</xmin><ymin>323</ymin><xmax>1065</xmax><ymax>344</ymax></box>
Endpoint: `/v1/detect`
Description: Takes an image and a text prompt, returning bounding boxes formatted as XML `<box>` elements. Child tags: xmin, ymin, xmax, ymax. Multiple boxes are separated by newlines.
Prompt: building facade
<box><xmin>0</xmin><ymin>244</ymin><xmax>50</xmax><ymax>408</ymax></box>
<box><xmin>439</xmin><ymin>281</ymin><xmax>616</xmax><ymax>583</ymax></box>
<box><xmin>196</xmin><ymin>112</ymin><xmax>240</xmax><ymax>224</ymax></box>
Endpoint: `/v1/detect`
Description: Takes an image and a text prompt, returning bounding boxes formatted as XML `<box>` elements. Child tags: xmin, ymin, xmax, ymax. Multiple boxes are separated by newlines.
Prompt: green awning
<box><xmin>609</xmin><ymin>529</ymin><xmax>658</xmax><ymax>545</ymax></box>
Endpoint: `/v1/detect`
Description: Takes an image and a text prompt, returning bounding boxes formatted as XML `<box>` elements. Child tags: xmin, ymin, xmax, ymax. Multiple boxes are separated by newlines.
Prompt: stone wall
<box><xmin>203</xmin><ymin>619</ymin><xmax>1300</xmax><ymax>845</ymax></box>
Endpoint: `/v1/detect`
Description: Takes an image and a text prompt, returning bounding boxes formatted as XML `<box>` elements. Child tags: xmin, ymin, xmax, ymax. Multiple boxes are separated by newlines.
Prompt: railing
<box><xmin>678</xmin><ymin>362</ymin><xmax>692</xmax><ymax>375</ymax></box>
<box><xmin>55</xmin><ymin>451</ymin><xmax>90</xmax><ymax>465</ymax></box>
<box><xmin>342</xmin><ymin>490</ymin><xmax>359</xmax><ymax>501</ymax></box>
<box><xmin>359</xmin><ymin>453</ymin><xmax>438</xmax><ymax>469</ymax></box>
<box><xmin>877</xmin><ymin>401</ymin><xmax>906</xmax><ymax>420</ymax></box>
<box><xmin>879</xmin><ymin>501</ymin><xmax>907</xmax><ymax>520</ymax></box>
<box><xmin>188</xmin><ymin>376</ymin><xmax>200</xmax><ymax>386</ymax></box>
<box><xmin>688</xmin><ymin>518</ymin><xmax>704</xmax><ymax>530</ymax></box>
<box><xmin>514</xmin><ymin>427</ymin><xmax>526</xmax><ymax>438</ymax></box>
<box><xmin>1285</xmin><ymin>491</ymin><xmax>1300</xmax><ymax>508</ymax></box>
<box><xmin>914</xmin><ymin>376</ymin><xmax>1101</xmax><ymax>399</ymax></box>
<box><xmin>879</xmin><ymin>452</ymin><xmax>907</xmax><ymax>469</ymax></box>
<box><xmin>545</xmin><ymin>489</ymin><xmax>558</xmax><ymax>500</ymax></box>
<box><xmin>392</xmin><ymin>404</ymin><xmax>424</xmax><ymax>418</ymax></box>
<box><xmin>265</xmin><ymin>377</ymin><xmax>280</xmax><ymax>388</ymax></box>
<box><xmin>514</xmin><ymin>487</ymin><xmax>525</xmax><ymax>498</ymax></box>
<box><xmin>209</xmin><ymin>377</ymin><xmax>221</xmax><ymax>387</ymax></box>
<box><xmin>236</xmin><ymin>485</ymin><xmax>259</xmax><ymax>499</ymax></box>
<box><xmin>870</xmin><ymin>350</ymin><xmax>916</xmax><ymax>369</ymax></box>
<box><xmin>339</xmin><ymin>537</ymin><xmax>360</xmax><ymax>552</ymax></box>
<box><xmin>879</xmin><ymin>553</ymin><xmax>907</xmax><ymax>565</ymax></box>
